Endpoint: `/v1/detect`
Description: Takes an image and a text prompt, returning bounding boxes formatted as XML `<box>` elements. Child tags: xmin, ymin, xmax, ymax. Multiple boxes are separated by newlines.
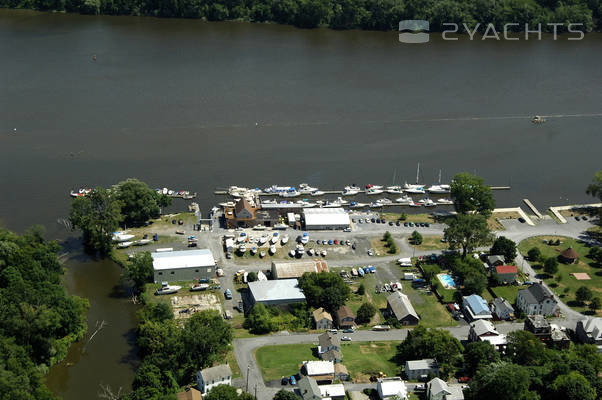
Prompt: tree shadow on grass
<box><xmin>566</xmin><ymin>300</ymin><xmax>584</xmax><ymax>308</ymax></box>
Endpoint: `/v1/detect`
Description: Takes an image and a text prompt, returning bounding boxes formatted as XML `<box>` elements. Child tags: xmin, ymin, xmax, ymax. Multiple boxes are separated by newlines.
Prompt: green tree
<box><xmin>396</xmin><ymin>325</ymin><xmax>463</xmax><ymax>378</ymax></box>
<box><xmin>464</xmin><ymin>341</ymin><xmax>500</xmax><ymax>376</ymax></box>
<box><xmin>576</xmin><ymin>286</ymin><xmax>593</xmax><ymax>304</ymax></box>
<box><xmin>357</xmin><ymin>283</ymin><xmax>366</xmax><ymax>295</ymax></box>
<box><xmin>589</xmin><ymin>297</ymin><xmax>601</xmax><ymax>312</ymax></box>
<box><xmin>206</xmin><ymin>384</ymin><xmax>253</xmax><ymax>400</ymax></box>
<box><xmin>551</xmin><ymin>371</ymin><xmax>596</xmax><ymax>400</ymax></box>
<box><xmin>114</xmin><ymin>178</ymin><xmax>170</xmax><ymax>226</ymax></box>
<box><xmin>356</xmin><ymin>302</ymin><xmax>377</xmax><ymax>324</ymax></box>
<box><xmin>273</xmin><ymin>389</ymin><xmax>298</xmax><ymax>400</ymax></box>
<box><xmin>527</xmin><ymin>247</ymin><xmax>542</xmax><ymax>262</ymax></box>
<box><xmin>388</xmin><ymin>242</ymin><xmax>398</xmax><ymax>254</ymax></box>
<box><xmin>244</xmin><ymin>303</ymin><xmax>277</xmax><ymax>334</ymax></box>
<box><xmin>384</xmin><ymin>231</ymin><xmax>392</xmax><ymax>241</ymax></box>
<box><xmin>490</xmin><ymin>236</ymin><xmax>517</xmax><ymax>263</ymax></box>
<box><xmin>450</xmin><ymin>256</ymin><xmax>488</xmax><ymax>295</ymax></box>
<box><xmin>588</xmin><ymin>247</ymin><xmax>602</xmax><ymax>266</ymax></box>
<box><xmin>298</xmin><ymin>272</ymin><xmax>351</xmax><ymax>314</ymax></box>
<box><xmin>410</xmin><ymin>230</ymin><xmax>423</xmax><ymax>245</ymax></box>
<box><xmin>444</xmin><ymin>214</ymin><xmax>493</xmax><ymax>259</ymax></box>
<box><xmin>506</xmin><ymin>330</ymin><xmax>547</xmax><ymax>366</ymax></box>
<box><xmin>450</xmin><ymin>172</ymin><xmax>495</xmax><ymax>217</ymax></box>
<box><xmin>70</xmin><ymin>186</ymin><xmax>122</xmax><ymax>254</ymax></box>
<box><xmin>247</xmin><ymin>271</ymin><xmax>258</xmax><ymax>282</ymax></box>
<box><xmin>127</xmin><ymin>251</ymin><xmax>154</xmax><ymax>292</ymax></box>
<box><xmin>422</xmin><ymin>264</ymin><xmax>441</xmax><ymax>283</ymax></box>
<box><xmin>139</xmin><ymin>302</ymin><xmax>173</xmax><ymax>322</ymax></box>
<box><xmin>544</xmin><ymin>257</ymin><xmax>559</xmax><ymax>275</ymax></box>
<box><xmin>469</xmin><ymin>362</ymin><xmax>535</xmax><ymax>400</ymax></box>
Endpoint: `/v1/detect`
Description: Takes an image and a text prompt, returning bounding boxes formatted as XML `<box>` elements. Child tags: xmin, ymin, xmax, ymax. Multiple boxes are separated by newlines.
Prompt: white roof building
<box><xmin>303</xmin><ymin>361</ymin><xmax>335</xmax><ymax>376</ymax></box>
<box><xmin>248</xmin><ymin>279</ymin><xmax>306</xmax><ymax>306</ymax></box>
<box><xmin>319</xmin><ymin>384</ymin><xmax>346</xmax><ymax>398</ymax></box>
<box><xmin>152</xmin><ymin>249</ymin><xmax>215</xmax><ymax>270</ymax></box>
<box><xmin>377</xmin><ymin>377</ymin><xmax>408</xmax><ymax>399</ymax></box>
<box><xmin>303</xmin><ymin>208</ymin><xmax>350</xmax><ymax>230</ymax></box>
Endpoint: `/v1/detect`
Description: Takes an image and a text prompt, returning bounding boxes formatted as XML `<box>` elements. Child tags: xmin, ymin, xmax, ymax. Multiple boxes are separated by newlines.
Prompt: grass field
<box><xmin>518</xmin><ymin>235</ymin><xmax>601</xmax><ymax>315</ymax></box>
<box><xmin>403</xmin><ymin>284</ymin><xmax>458</xmax><ymax>328</ymax></box>
<box><xmin>489</xmin><ymin>285</ymin><xmax>527</xmax><ymax>304</ymax></box>
<box><xmin>381</xmin><ymin>213</ymin><xmax>435</xmax><ymax>224</ymax></box>
<box><xmin>370</xmin><ymin>237</ymin><xmax>399</xmax><ymax>256</ymax></box>
<box><xmin>410</xmin><ymin>235</ymin><xmax>447</xmax><ymax>251</ymax></box>
<box><xmin>255</xmin><ymin>344</ymin><xmax>316</xmax><ymax>381</ymax></box>
<box><xmin>225</xmin><ymin>349</ymin><xmax>242</xmax><ymax>378</ymax></box>
<box><xmin>254</xmin><ymin>341</ymin><xmax>401</xmax><ymax>383</ymax></box>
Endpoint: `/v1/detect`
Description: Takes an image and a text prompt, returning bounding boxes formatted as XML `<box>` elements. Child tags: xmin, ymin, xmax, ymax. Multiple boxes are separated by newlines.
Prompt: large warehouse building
<box><xmin>271</xmin><ymin>260</ymin><xmax>328</xmax><ymax>279</ymax></box>
<box><xmin>302</xmin><ymin>208</ymin><xmax>351</xmax><ymax>230</ymax></box>
<box><xmin>152</xmin><ymin>249</ymin><xmax>216</xmax><ymax>283</ymax></box>
<box><xmin>248</xmin><ymin>279</ymin><xmax>306</xmax><ymax>306</ymax></box>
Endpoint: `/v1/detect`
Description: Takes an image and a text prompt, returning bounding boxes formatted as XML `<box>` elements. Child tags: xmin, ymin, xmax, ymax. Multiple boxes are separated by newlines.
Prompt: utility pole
<box><xmin>246</xmin><ymin>364</ymin><xmax>250</xmax><ymax>392</ymax></box>
<box><xmin>254</xmin><ymin>384</ymin><xmax>257</xmax><ymax>398</ymax></box>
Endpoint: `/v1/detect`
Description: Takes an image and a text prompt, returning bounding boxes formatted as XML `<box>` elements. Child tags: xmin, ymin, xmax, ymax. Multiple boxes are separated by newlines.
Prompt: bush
<box><xmin>247</xmin><ymin>271</ymin><xmax>258</xmax><ymax>282</ymax></box>
<box><xmin>356</xmin><ymin>303</ymin><xmax>377</xmax><ymax>324</ymax></box>
<box><xmin>399</xmin><ymin>213</ymin><xmax>408</xmax><ymax>221</ymax></box>
<box><xmin>383</xmin><ymin>231</ymin><xmax>392</xmax><ymax>241</ymax></box>
<box><xmin>576</xmin><ymin>286</ymin><xmax>593</xmax><ymax>304</ymax></box>
<box><xmin>357</xmin><ymin>283</ymin><xmax>366</xmax><ymax>296</ymax></box>
<box><xmin>544</xmin><ymin>258</ymin><xmax>559</xmax><ymax>275</ymax></box>
<box><xmin>411</xmin><ymin>231</ymin><xmax>423</xmax><ymax>245</ymax></box>
<box><xmin>527</xmin><ymin>247</ymin><xmax>542</xmax><ymax>262</ymax></box>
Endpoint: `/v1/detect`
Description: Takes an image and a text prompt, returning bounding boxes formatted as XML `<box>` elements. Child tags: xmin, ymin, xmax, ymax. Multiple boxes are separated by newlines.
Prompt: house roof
<box><xmin>527</xmin><ymin>314</ymin><xmax>550</xmax><ymax>329</ymax></box>
<box><xmin>152</xmin><ymin>249</ymin><xmax>215</xmax><ymax>271</ymax></box>
<box><xmin>377</xmin><ymin>378</ymin><xmax>407</xmax><ymax>397</ymax></box>
<box><xmin>303</xmin><ymin>208</ymin><xmax>350</xmax><ymax>227</ymax></box>
<box><xmin>406</xmin><ymin>359</ymin><xmax>437</xmax><ymax>371</ymax></box>
<box><xmin>248</xmin><ymin>279</ymin><xmax>306</xmax><ymax>303</ymax></box>
<box><xmin>560</xmin><ymin>247</ymin><xmax>579</xmax><ymax>260</ymax></box>
<box><xmin>314</xmin><ymin>308</ymin><xmax>334</xmax><ymax>323</ymax></box>
<box><xmin>481</xmin><ymin>334</ymin><xmax>507</xmax><ymax>346</ymax></box>
<box><xmin>463</xmin><ymin>294</ymin><xmax>490</xmax><ymax>316</ymax></box>
<box><xmin>337</xmin><ymin>305</ymin><xmax>355</xmax><ymax>320</ymax></box>
<box><xmin>176</xmin><ymin>388</ymin><xmax>202</xmax><ymax>400</ymax></box>
<box><xmin>298</xmin><ymin>376</ymin><xmax>321</xmax><ymax>399</ymax></box>
<box><xmin>427</xmin><ymin>378</ymin><xmax>450</xmax><ymax>396</ymax></box>
<box><xmin>322</xmin><ymin>349</ymin><xmax>342</xmax><ymax>362</ymax></box>
<box><xmin>304</xmin><ymin>361</ymin><xmax>335</xmax><ymax>376</ymax></box>
<box><xmin>523</xmin><ymin>283</ymin><xmax>554</xmax><ymax>303</ymax></box>
<box><xmin>199</xmin><ymin>364</ymin><xmax>232</xmax><ymax>382</ymax></box>
<box><xmin>387</xmin><ymin>291</ymin><xmax>419</xmax><ymax>321</ymax></box>
<box><xmin>470</xmin><ymin>319</ymin><xmax>498</xmax><ymax>337</ymax></box>
<box><xmin>492</xmin><ymin>297</ymin><xmax>514</xmax><ymax>314</ymax></box>
<box><xmin>581</xmin><ymin>318</ymin><xmax>602</xmax><ymax>340</ymax></box>
<box><xmin>487</xmin><ymin>255</ymin><xmax>505</xmax><ymax>264</ymax></box>
<box><xmin>235</xmin><ymin>197</ymin><xmax>255</xmax><ymax>217</ymax></box>
<box><xmin>319</xmin><ymin>384</ymin><xmax>346</xmax><ymax>398</ymax></box>
<box><xmin>446</xmin><ymin>385</ymin><xmax>465</xmax><ymax>400</ymax></box>
<box><xmin>495</xmin><ymin>265</ymin><xmax>518</xmax><ymax>275</ymax></box>
<box><xmin>319</xmin><ymin>332</ymin><xmax>339</xmax><ymax>349</ymax></box>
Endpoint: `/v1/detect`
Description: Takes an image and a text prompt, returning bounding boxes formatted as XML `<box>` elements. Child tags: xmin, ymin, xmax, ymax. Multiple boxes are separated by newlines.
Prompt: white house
<box><xmin>196</xmin><ymin>364</ymin><xmax>232</xmax><ymax>395</ymax></box>
<box><xmin>516</xmin><ymin>283</ymin><xmax>557</xmax><ymax>316</ymax></box>
<box><xmin>405</xmin><ymin>359</ymin><xmax>439</xmax><ymax>380</ymax></box>
<box><xmin>377</xmin><ymin>377</ymin><xmax>408</xmax><ymax>400</ymax></box>
<box><xmin>427</xmin><ymin>378</ymin><xmax>464</xmax><ymax>400</ymax></box>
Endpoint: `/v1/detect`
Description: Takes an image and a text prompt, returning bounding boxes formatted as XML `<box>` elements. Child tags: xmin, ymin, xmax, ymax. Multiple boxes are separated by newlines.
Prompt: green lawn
<box><xmin>518</xmin><ymin>236</ymin><xmax>602</xmax><ymax>315</ymax></box>
<box><xmin>410</xmin><ymin>235</ymin><xmax>447</xmax><ymax>251</ymax></box>
<box><xmin>254</xmin><ymin>341</ymin><xmax>401</xmax><ymax>383</ymax></box>
<box><xmin>255</xmin><ymin>344</ymin><xmax>316</xmax><ymax>381</ymax></box>
<box><xmin>370</xmin><ymin>237</ymin><xmax>399</xmax><ymax>257</ymax></box>
<box><xmin>489</xmin><ymin>285</ymin><xmax>527</xmax><ymax>304</ymax></box>
<box><xmin>381</xmin><ymin>213</ymin><xmax>435</xmax><ymax>224</ymax></box>
<box><xmin>403</xmin><ymin>284</ymin><xmax>457</xmax><ymax>328</ymax></box>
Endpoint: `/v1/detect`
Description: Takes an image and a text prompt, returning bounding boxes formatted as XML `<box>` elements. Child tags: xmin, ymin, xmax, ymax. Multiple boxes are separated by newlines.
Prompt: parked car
<box><xmin>404</xmin><ymin>222</ymin><xmax>409</xmax><ymax>227</ymax></box>
<box><xmin>289</xmin><ymin>376</ymin><xmax>296</xmax><ymax>385</ymax></box>
<box><xmin>342</xmin><ymin>328</ymin><xmax>354</xmax><ymax>333</ymax></box>
<box><xmin>425</xmin><ymin>222</ymin><xmax>430</xmax><ymax>227</ymax></box>
<box><xmin>389</xmin><ymin>221</ymin><xmax>394</xmax><ymax>226</ymax></box>
<box><xmin>575</xmin><ymin>216</ymin><xmax>581</xmax><ymax>221</ymax></box>
<box><xmin>396</xmin><ymin>221</ymin><xmax>401</xmax><ymax>226</ymax></box>
<box><xmin>281</xmin><ymin>377</ymin><xmax>288</xmax><ymax>385</ymax></box>
<box><xmin>343</xmin><ymin>227</ymin><xmax>351</xmax><ymax>232</ymax></box>
<box><xmin>458</xmin><ymin>376</ymin><xmax>470</xmax><ymax>383</ymax></box>
<box><xmin>409</xmin><ymin>222</ymin><xmax>415</xmax><ymax>227</ymax></box>
<box><xmin>224</xmin><ymin>289</ymin><xmax>232</xmax><ymax>299</ymax></box>
<box><xmin>328</xmin><ymin>329</ymin><xmax>338</xmax><ymax>333</ymax></box>
<box><xmin>582</xmin><ymin>216</ymin><xmax>589</xmax><ymax>220</ymax></box>
<box><xmin>334</xmin><ymin>239</ymin><xmax>339</xmax><ymax>245</ymax></box>
<box><xmin>518</xmin><ymin>217</ymin><xmax>526</xmax><ymax>223</ymax></box>
<box><xmin>341</xmin><ymin>336</ymin><xmax>352</xmax><ymax>341</ymax></box>
<box><xmin>371</xmin><ymin>218</ymin><xmax>376</xmax><ymax>223</ymax></box>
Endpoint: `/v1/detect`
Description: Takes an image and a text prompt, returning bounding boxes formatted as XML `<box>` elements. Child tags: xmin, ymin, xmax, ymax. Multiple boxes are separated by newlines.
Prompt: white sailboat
<box><xmin>404</xmin><ymin>163</ymin><xmax>425</xmax><ymax>193</ymax></box>
<box><xmin>427</xmin><ymin>170</ymin><xmax>451</xmax><ymax>194</ymax></box>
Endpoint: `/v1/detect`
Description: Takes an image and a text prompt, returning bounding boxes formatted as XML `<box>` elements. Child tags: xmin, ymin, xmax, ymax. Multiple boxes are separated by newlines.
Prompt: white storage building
<box><xmin>248</xmin><ymin>279</ymin><xmax>306</xmax><ymax>306</ymax></box>
<box><xmin>303</xmin><ymin>208</ymin><xmax>350</xmax><ymax>230</ymax></box>
<box><xmin>152</xmin><ymin>249</ymin><xmax>216</xmax><ymax>283</ymax></box>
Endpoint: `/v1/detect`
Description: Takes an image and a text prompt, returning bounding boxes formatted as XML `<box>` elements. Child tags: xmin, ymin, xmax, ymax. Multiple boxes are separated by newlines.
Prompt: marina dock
<box><xmin>523</xmin><ymin>199</ymin><xmax>543</xmax><ymax>219</ymax></box>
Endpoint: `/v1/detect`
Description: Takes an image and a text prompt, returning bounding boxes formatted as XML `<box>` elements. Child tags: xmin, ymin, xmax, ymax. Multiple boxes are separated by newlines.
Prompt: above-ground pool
<box><xmin>438</xmin><ymin>273</ymin><xmax>457</xmax><ymax>289</ymax></box>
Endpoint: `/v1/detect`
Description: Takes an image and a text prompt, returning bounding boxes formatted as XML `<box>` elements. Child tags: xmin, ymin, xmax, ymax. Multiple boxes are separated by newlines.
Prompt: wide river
<box><xmin>0</xmin><ymin>9</ymin><xmax>601</xmax><ymax>399</ymax></box>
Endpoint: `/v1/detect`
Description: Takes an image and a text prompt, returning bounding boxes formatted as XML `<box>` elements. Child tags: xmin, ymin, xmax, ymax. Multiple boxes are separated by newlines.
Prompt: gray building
<box><xmin>576</xmin><ymin>318</ymin><xmax>602</xmax><ymax>350</ymax></box>
<box><xmin>152</xmin><ymin>249</ymin><xmax>216</xmax><ymax>283</ymax></box>
<box><xmin>405</xmin><ymin>359</ymin><xmax>439</xmax><ymax>380</ymax></box>
<box><xmin>492</xmin><ymin>297</ymin><xmax>515</xmax><ymax>320</ymax></box>
<box><xmin>196</xmin><ymin>364</ymin><xmax>232</xmax><ymax>395</ymax></box>
<box><xmin>387</xmin><ymin>291</ymin><xmax>420</xmax><ymax>325</ymax></box>
<box><xmin>248</xmin><ymin>279</ymin><xmax>306</xmax><ymax>306</ymax></box>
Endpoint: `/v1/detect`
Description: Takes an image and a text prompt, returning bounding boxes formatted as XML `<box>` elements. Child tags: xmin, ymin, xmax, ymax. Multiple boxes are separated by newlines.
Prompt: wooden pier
<box><xmin>523</xmin><ymin>199</ymin><xmax>543</xmax><ymax>219</ymax></box>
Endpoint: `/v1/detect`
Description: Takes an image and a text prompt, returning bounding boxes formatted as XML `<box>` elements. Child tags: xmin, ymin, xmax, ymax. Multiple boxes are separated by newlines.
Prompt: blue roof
<box><xmin>465</xmin><ymin>294</ymin><xmax>489</xmax><ymax>315</ymax></box>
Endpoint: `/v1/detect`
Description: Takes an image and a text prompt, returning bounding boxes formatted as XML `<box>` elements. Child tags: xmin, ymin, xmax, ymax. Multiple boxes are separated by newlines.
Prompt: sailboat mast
<box><xmin>416</xmin><ymin>163</ymin><xmax>420</xmax><ymax>184</ymax></box>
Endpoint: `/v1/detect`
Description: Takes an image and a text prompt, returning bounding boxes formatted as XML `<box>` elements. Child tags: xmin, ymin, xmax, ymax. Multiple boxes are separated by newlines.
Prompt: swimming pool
<box><xmin>438</xmin><ymin>273</ymin><xmax>457</xmax><ymax>289</ymax></box>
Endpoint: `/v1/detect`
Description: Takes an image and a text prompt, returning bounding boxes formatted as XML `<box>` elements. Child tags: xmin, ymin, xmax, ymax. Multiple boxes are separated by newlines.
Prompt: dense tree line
<box><xmin>396</xmin><ymin>326</ymin><xmax>602</xmax><ymax>399</ymax></box>
<box><xmin>0</xmin><ymin>227</ymin><xmax>88</xmax><ymax>399</ymax></box>
<box><xmin>1</xmin><ymin>0</ymin><xmax>598</xmax><ymax>31</ymax></box>
<box><xmin>126</xmin><ymin>305</ymin><xmax>233</xmax><ymax>400</ymax></box>
<box><xmin>70</xmin><ymin>178</ymin><xmax>171</xmax><ymax>254</ymax></box>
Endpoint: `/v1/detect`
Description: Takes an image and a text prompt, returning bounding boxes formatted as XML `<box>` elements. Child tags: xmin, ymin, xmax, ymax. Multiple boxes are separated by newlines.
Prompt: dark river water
<box><xmin>0</xmin><ymin>8</ymin><xmax>601</xmax><ymax>399</ymax></box>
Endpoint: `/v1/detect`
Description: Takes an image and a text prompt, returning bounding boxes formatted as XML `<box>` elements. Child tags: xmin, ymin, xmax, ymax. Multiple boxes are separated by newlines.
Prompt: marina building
<box><xmin>151</xmin><ymin>249</ymin><xmax>216</xmax><ymax>283</ymax></box>
<box><xmin>303</xmin><ymin>208</ymin><xmax>351</xmax><ymax>230</ymax></box>
<box><xmin>248</xmin><ymin>279</ymin><xmax>306</xmax><ymax>306</ymax></box>
<box><xmin>271</xmin><ymin>260</ymin><xmax>329</xmax><ymax>279</ymax></box>
<box><xmin>223</xmin><ymin>198</ymin><xmax>279</xmax><ymax>228</ymax></box>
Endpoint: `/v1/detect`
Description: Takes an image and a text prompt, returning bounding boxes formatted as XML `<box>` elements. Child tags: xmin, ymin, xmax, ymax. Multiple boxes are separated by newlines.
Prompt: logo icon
<box><xmin>399</xmin><ymin>20</ymin><xmax>430</xmax><ymax>43</ymax></box>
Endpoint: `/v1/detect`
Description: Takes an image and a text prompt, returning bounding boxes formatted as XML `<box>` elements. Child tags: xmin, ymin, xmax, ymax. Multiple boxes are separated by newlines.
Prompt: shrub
<box><xmin>527</xmin><ymin>247</ymin><xmax>542</xmax><ymax>262</ymax></box>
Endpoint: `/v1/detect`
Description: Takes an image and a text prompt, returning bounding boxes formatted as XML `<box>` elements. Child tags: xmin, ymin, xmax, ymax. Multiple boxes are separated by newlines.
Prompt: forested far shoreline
<box><xmin>1</xmin><ymin>0</ymin><xmax>599</xmax><ymax>32</ymax></box>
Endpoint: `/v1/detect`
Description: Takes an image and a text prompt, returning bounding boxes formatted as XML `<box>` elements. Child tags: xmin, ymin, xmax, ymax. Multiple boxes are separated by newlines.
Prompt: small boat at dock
<box><xmin>70</xmin><ymin>188</ymin><xmax>93</xmax><ymax>197</ymax></box>
<box><xmin>299</xmin><ymin>183</ymin><xmax>319</xmax><ymax>194</ymax></box>
<box><xmin>311</xmin><ymin>190</ymin><xmax>325</xmax><ymax>196</ymax></box>
<box><xmin>437</xmin><ymin>198</ymin><xmax>454</xmax><ymax>205</ymax></box>
<box><xmin>342</xmin><ymin>185</ymin><xmax>361</xmax><ymax>196</ymax></box>
<box><xmin>366</xmin><ymin>188</ymin><xmax>384</xmax><ymax>195</ymax></box>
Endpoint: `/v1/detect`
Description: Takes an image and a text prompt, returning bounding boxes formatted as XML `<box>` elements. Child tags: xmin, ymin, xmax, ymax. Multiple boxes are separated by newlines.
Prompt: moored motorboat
<box><xmin>437</xmin><ymin>198</ymin><xmax>454</xmax><ymax>205</ymax></box>
<box><xmin>299</xmin><ymin>183</ymin><xmax>319</xmax><ymax>194</ymax></box>
<box><xmin>395</xmin><ymin>195</ymin><xmax>413</xmax><ymax>203</ymax></box>
<box><xmin>386</xmin><ymin>185</ymin><xmax>404</xmax><ymax>194</ymax></box>
<box><xmin>70</xmin><ymin>188</ymin><xmax>93</xmax><ymax>197</ymax></box>
<box><xmin>311</xmin><ymin>190</ymin><xmax>325</xmax><ymax>196</ymax></box>
<box><xmin>342</xmin><ymin>185</ymin><xmax>361</xmax><ymax>196</ymax></box>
